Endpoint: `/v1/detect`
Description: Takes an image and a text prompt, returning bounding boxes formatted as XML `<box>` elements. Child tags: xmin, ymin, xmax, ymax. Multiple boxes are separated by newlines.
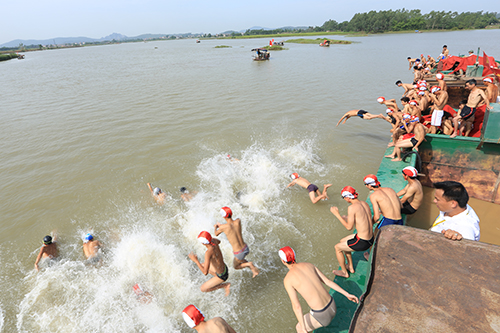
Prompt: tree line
<box><xmin>244</xmin><ymin>9</ymin><xmax>499</xmax><ymax>35</ymax></box>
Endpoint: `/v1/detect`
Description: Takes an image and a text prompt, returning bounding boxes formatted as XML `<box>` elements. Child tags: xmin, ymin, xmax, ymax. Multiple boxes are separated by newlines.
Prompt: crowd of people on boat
<box><xmin>33</xmin><ymin>45</ymin><xmax>490</xmax><ymax>332</ymax></box>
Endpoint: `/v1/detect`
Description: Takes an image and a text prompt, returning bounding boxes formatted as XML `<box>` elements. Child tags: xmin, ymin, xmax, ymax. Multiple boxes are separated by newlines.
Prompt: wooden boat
<box><xmin>319</xmin><ymin>40</ymin><xmax>330</xmax><ymax>47</ymax></box>
<box><xmin>251</xmin><ymin>48</ymin><xmax>270</xmax><ymax>61</ymax></box>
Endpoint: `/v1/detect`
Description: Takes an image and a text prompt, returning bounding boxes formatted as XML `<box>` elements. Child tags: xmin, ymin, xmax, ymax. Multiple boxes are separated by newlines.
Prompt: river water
<box><xmin>1</xmin><ymin>29</ymin><xmax>499</xmax><ymax>332</ymax></box>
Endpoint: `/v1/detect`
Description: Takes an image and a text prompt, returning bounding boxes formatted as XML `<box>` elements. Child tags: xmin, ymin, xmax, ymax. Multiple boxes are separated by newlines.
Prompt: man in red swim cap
<box><xmin>188</xmin><ymin>231</ymin><xmax>231</xmax><ymax>296</ymax></box>
<box><xmin>182</xmin><ymin>304</ymin><xmax>236</xmax><ymax>332</ymax></box>
<box><xmin>214</xmin><ymin>206</ymin><xmax>259</xmax><ymax>277</ymax></box>
<box><xmin>330</xmin><ymin>186</ymin><xmax>374</xmax><ymax>278</ymax></box>
<box><xmin>335</xmin><ymin>109</ymin><xmax>386</xmax><ymax>126</ymax></box>
<box><xmin>398</xmin><ymin>166</ymin><xmax>423</xmax><ymax>215</ymax></box>
<box><xmin>286</xmin><ymin>173</ymin><xmax>332</xmax><ymax>204</ymax></box>
<box><xmin>279</xmin><ymin>246</ymin><xmax>358</xmax><ymax>332</ymax></box>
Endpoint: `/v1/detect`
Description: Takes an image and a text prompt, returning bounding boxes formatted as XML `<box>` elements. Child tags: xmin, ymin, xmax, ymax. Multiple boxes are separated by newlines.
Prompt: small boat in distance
<box><xmin>251</xmin><ymin>48</ymin><xmax>270</xmax><ymax>61</ymax></box>
<box><xmin>319</xmin><ymin>40</ymin><xmax>330</xmax><ymax>47</ymax></box>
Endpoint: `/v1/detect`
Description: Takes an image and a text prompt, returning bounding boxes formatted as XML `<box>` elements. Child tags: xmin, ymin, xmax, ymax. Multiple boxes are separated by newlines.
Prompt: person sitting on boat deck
<box><xmin>381</xmin><ymin>108</ymin><xmax>402</xmax><ymax>133</ymax></box>
<box><xmin>398</xmin><ymin>166</ymin><xmax>423</xmax><ymax>215</ymax></box>
<box><xmin>482</xmin><ymin>77</ymin><xmax>499</xmax><ymax>104</ymax></box>
<box><xmin>279</xmin><ymin>246</ymin><xmax>359</xmax><ymax>332</ymax></box>
<box><xmin>435</xmin><ymin>73</ymin><xmax>448</xmax><ymax>92</ymax></box>
<box><xmin>468</xmin><ymin>50</ymin><xmax>474</xmax><ymax>56</ymax></box>
<box><xmin>182</xmin><ymin>304</ymin><xmax>236</xmax><ymax>333</ymax></box>
<box><xmin>400</xmin><ymin>96</ymin><xmax>412</xmax><ymax>114</ymax></box>
<box><xmin>440</xmin><ymin>45</ymin><xmax>449</xmax><ymax>59</ymax></box>
<box><xmin>388</xmin><ymin>111</ymin><xmax>412</xmax><ymax>148</ymax></box>
<box><xmin>430</xmin><ymin>181</ymin><xmax>480</xmax><ymax>241</ymax></box>
<box><xmin>180</xmin><ymin>187</ymin><xmax>197</xmax><ymax>202</ymax></box>
<box><xmin>427</xmin><ymin>55</ymin><xmax>436</xmax><ymax>69</ymax></box>
<box><xmin>335</xmin><ymin>109</ymin><xmax>385</xmax><ymax>126</ymax></box>
<box><xmin>34</xmin><ymin>233</ymin><xmax>58</xmax><ymax>272</ymax></box>
<box><xmin>451</xmin><ymin>79</ymin><xmax>491</xmax><ymax>138</ymax></box>
<box><xmin>426</xmin><ymin>85</ymin><xmax>449</xmax><ymax>134</ymax></box>
<box><xmin>408</xmin><ymin>99</ymin><xmax>423</xmax><ymax>120</ymax></box>
<box><xmin>377</xmin><ymin>96</ymin><xmax>399</xmax><ymax>111</ymax></box>
<box><xmin>330</xmin><ymin>186</ymin><xmax>373</xmax><ymax>278</ymax></box>
<box><xmin>286</xmin><ymin>173</ymin><xmax>331</xmax><ymax>204</ymax></box>
<box><xmin>147</xmin><ymin>183</ymin><xmax>167</xmax><ymax>204</ymax></box>
<box><xmin>188</xmin><ymin>231</ymin><xmax>231</xmax><ymax>296</ymax></box>
<box><xmin>214</xmin><ymin>206</ymin><xmax>259</xmax><ymax>277</ymax></box>
<box><xmin>83</xmin><ymin>233</ymin><xmax>103</xmax><ymax>264</ymax></box>
<box><xmin>413</xmin><ymin>66</ymin><xmax>425</xmax><ymax>83</ymax></box>
<box><xmin>386</xmin><ymin>116</ymin><xmax>426</xmax><ymax>160</ymax></box>
<box><xmin>395</xmin><ymin>80</ymin><xmax>415</xmax><ymax>97</ymax></box>
<box><xmin>364</xmin><ymin>174</ymin><xmax>402</xmax><ymax>233</ymax></box>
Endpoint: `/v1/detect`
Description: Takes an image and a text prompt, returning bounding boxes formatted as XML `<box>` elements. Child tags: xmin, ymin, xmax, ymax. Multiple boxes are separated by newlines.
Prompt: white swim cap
<box><xmin>153</xmin><ymin>187</ymin><xmax>161</xmax><ymax>196</ymax></box>
<box><xmin>402</xmin><ymin>166</ymin><xmax>418</xmax><ymax>178</ymax></box>
<box><xmin>279</xmin><ymin>246</ymin><xmax>296</xmax><ymax>264</ymax></box>
<box><xmin>363</xmin><ymin>174</ymin><xmax>381</xmax><ymax>187</ymax></box>
<box><xmin>220</xmin><ymin>206</ymin><xmax>232</xmax><ymax>218</ymax></box>
<box><xmin>483</xmin><ymin>77</ymin><xmax>493</xmax><ymax>84</ymax></box>
<box><xmin>431</xmin><ymin>86</ymin><xmax>441</xmax><ymax>94</ymax></box>
<box><xmin>377</xmin><ymin>97</ymin><xmax>385</xmax><ymax>103</ymax></box>
<box><xmin>386</xmin><ymin>108</ymin><xmax>394</xmax><ymax>114</ymax></box>
<box><xmin>436</xmin><ymin>73</ymin><xmax>444</xmax><ymax>80</ymax></box>
<box><xmin>182</xmin><ymin>305</ymin><xmax>205</xmax><ymax>328</ymax></box>
<box><xmin>341</xmin><ymin>186</ymin><xmax>358</xmax><ymax>199</ymax></box>
<box><xmin>197</xmin><ymin>231</ymin><xmax>212</xmax><ymax>245</ymax></box>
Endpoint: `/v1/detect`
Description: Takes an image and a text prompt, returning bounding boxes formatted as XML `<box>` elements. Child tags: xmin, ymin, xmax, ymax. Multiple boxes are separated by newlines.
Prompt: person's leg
<box><xmin>464</xmin><ymin>117</ymin><xmax>475</xmax><ymax>136</ymax></box>
<box><xmin>322</xmin><ymin>184</ymin><xmax>332</xmax><ymax>200</ymax></box>
<box><xmin>345</xmin><ymin>252</ymin><xmax>354</xmax><ymax>274</ymax></box>
<box><xmin>450</xmin><ymin>116</ymin><xmax>460</xmax><ymax>138</ymax></box>
<box><xmin>200</xmin><ymin>276</ymin><xmax>231</xmax><ymax>296</ymax></box>
<box><xmin>309</xmin><ymin>191</ymin><xmax>325</xmax><ymax>204</ymax></box>
<box><xmin>301</xmin><ymin>313</ymin><xmax>323</xmax><ymax>332</ymax></box>
<box><xmin>392</xmin><ymin>139</ymin><xmax>413</xmax><ymax>161</ymax></box>
<box><xmin>333</xmin><ymin>235</ymin><xmax>355</xmax><ymax>277</ymax></box>
<box><xmin>233</xmin><ymin>258</ymin><xmax>259</xmax><ymax>277</ymax></box>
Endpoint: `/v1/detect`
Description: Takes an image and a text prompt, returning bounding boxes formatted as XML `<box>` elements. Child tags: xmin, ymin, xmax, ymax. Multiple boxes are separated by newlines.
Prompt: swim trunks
<box><xmin>307</xmin><ymin>184</ymin><xmax>319</xmax><ymax>193</ymax></box>
<box><xmin>460</xmin><ymin>106</ymin><xmax>476</xmax><ymax>121</ymax></box>
<box><xmin>377</xmin><ymin>216</ymin><xmax>404</xmax><ymax>229</ymax></box>
<box><xmin>347</xmin><ymin>234</ymin><xmax>374</xmax><ymax>251</ymax></box>
<box><xmin>401</xmin><ymin>133</ymin><xmax>415</xmax><ymax>141</ymax></box>
<box><xmin>305</xmin><ymin>296</ymin><xmax>337</xmax><ymax>328</ymax></box>
<box><xmin>401</xmin><ymin>201</ymin><xmax>417</xmax><ymax>215</ymax></box>
<box><xmin>431</xmin><ymin>110</ymin><xmax>444</xmax><ymax>126</ymax></box>
<box><xmin>390</xmin><ymin>115</ymin><xmax>397</xmax><ymax>124</ymax></box>
<box><xmin>357</xmin><ymin>110</ymin><xmax>368</xmax><ymax>118</ymax></box>
<box><xmin>410</xmin><ymin>138</ymin><xmax>418</xmax><ymax>147</ymax></box>
<box><xmin>216</xmin><ymin>264</ymin><xmax>229</xmax><ymax>282</ymax></box>
<box><xmin>233</xmin><ymin>244</ymin><xmax>250</xmax><ymax>261</ymax></box>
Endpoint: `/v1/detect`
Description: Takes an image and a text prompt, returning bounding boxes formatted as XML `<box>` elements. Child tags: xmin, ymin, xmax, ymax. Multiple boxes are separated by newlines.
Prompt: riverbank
<box><xmin>0</xmin><ymin>53</ymin><xmax>19</xmax><ymax>61</ymax></box>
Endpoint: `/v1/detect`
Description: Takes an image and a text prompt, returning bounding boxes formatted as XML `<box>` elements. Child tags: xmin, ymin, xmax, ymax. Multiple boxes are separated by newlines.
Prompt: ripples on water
<box><xmin>1</xmin><ymin>29</ymin><xmax>500</xmax><ymax>332</ymax></box>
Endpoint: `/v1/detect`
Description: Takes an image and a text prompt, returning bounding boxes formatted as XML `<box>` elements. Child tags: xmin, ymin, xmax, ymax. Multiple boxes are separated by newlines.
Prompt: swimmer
<box><xmin>407</xmin><ymin>57</ymin><xmax>418</xmax><ymax>70</ymax></box>
<box><xmin>395</xmin><ymin>80</ymin><xmax>416</xmax><ymax>97</ymax></box>
<box><xmin>330</xmin><ymin>186</ymin><xmax>373</xmax><ymax>278</ymax></box>
<box><xmin>335</xmin><ymin>109</ymin><xmax>385</xmax><ymax>126</ymax></box>
<box><xmin>180</xmin><ymin>187</ymin><xmax>198</xmax><ymax>202</ymax></box>
<box><xmin>133</xmin><ymin>283</ymin><xmax>154</xmax><ymax>304</ymax></box>
<box><xmin>182</xmin><ymin>304</ymin><xmax>236</xmax><ymax>333</ymax></box>
<box><xmin>147</xmin><ymin>183</ymin><xmax>167</xmax><ymax>204</ymax></box>
<box><xmin>226</xmin><ymin>154</ymin><xmax>240</xmax><ymax>162</ymax></box>
<box><xmin>377</xmin><ymin>97</ymin><xmax>399</xmax><ymax>111</ymax></box>
<box><xmin>188</xmin><ymin>231</ymin><xmax>231</xmax><ymax>296</ymax></box>
<box><xmin>214</xmin><ymin>207</ymin><xmax>259</xmax><ymax>277</ymax></box>
<box><xmin>286</xmin><ymin>173</ymin><xmax>331</xmax><ymax>204</ymax></box>
<box><xmin>34</xmin><ymin>233</ymin><xmax>59</xmax><ymax>271</ymax></box>
<box><xmin>398</xmin><ymin>166</ymin><xmax>423</xmax><ymax>215</ymax></box>
<box><xmin>83</xmin><ymin>233</ymin><xmax>103</xmax><ymax>264</ymax></box>
<box><xmin>279</xmin><ymin>246</ymin><xmax>359</xmax><ymax>332</ymax></box>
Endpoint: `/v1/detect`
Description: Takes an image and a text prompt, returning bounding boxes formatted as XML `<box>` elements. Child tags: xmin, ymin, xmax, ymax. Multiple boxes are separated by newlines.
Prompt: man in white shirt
<box><xmin>430</xmin><ymin>181</ymin><xmax>480</xmax><ymax>241</ymax></box>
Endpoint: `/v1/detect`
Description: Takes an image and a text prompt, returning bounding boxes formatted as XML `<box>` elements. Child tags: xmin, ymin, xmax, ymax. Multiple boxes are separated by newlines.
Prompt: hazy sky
<box><xmin>1</xmin><ymin>0</ymin><xmax>498</xmax><ymax>44</ymax></box>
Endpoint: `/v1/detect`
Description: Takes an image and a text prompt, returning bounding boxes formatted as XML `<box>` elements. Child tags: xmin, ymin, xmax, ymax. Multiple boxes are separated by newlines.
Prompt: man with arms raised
<box><xmin>287</xmin><ymin>173</ymin><xmax>331</xmax><ymax>204</ymax></box>
<box><xmin>188</xmin><ymin>231</ymin><xmax>231</xmax><ymax>296</ymax></box>
<box><xmin>330</xmin><ymin>186</ymin><xmax>373</xmax><ymax>278</ymax></box>
<box><xmin>426</xmin><ymin>85</ymin><xmax>449</xmax><ymax>134</ymax></box>
<box><xmin>279</xmin><ymin>246</ymin><xmax>359</xmax><ymax>333</ymax></box>
<box><xmin>182</xmin><ymin>304</ymin><xmax>236</xmax><ymax>333</ymax></box>
<box><xmin>147</xmin><ymin>183</ymin><xmax>167</xmax><ymax>204</ymax></box>
<box><xmin>34</xmin><ymin>233</ymin><xmax>58</xmax><ymax>272</ymax></box>
<box><xmin>398</xmin><ymin>166</ymin><xmax>423</xmax><ymax>215</ymax></box>
<box><xmin>214</xmin><ymin>206</ymin><xmax>259</xmax><ymax>277</ymax></box>
<box><xmin>430</xmin><ymin>181</ymin><xmax>480</xmax><ymax>241</ymax></box>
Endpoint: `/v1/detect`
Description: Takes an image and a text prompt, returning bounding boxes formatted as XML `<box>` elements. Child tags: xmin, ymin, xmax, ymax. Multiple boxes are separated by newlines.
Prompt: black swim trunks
<box><xmin>216</xmin><ymin>264</ymin><xmax>229</xmax><ymax>282</ymax></box>
<box><xmin>307</xmin><ymin>184</ymin><xmax>319</xmax><ymax>193</ymax></box>
<box><xmin>347</xmin><ymin>234</ymin><xmax>374</xmax><ymax>251</ymax></box>
<box><xmin>357</xmin><ymin>110</ymin><xmax>368</xmax><ymax>118</ymax></box>
<box><xmin>390</xmin><ymin>115</ymin><xmax>397</xmax><ymax>124</ymax></box>
<box><xmin>401</xmin><ymin>201</ymin><xmax>417</xmax><ymax>215</ymax></box>
<box><xmin>460</xmin><ymin>105</ymin><xmax>476</xmax><ymax>121</ymax></box>
<box><xmin>410</xmin><ymin>137</ymin><xmax>418</xmax><ymax>147</ymax></box>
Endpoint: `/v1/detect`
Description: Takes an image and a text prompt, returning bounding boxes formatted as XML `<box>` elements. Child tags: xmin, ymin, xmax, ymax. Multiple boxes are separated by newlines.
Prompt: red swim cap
<box><xmin>341</xmin><ymin>186</ymin><xmax>358</xmax><ymax>199</ymax></box>
<box><xmin>198</xmin><ymin>231</ymin><xmax>212</xmax><ymax>245</ymax></box>
<box><xmin>377</xmin><ymin>97</ymin><xmax>385</xmax><ymax>103</ymax></box>
<box><xmin>220</xmin><ymin>206</ymin><xmax>232</xmax><ymax>218</ymax></box>
<box><xmin>182</xmin><ymin>305</ymin><xmax>205</xmax><ymax>328</ymax></box>
<box><xmin>291</xmin><ymin>173</ymin><xmax>299</xmax><ymax>180</ymax></box>
<box><xmin>278</xmin><ymin>246</ymin><xmax>296</xmax><ymax>264</ymax></box>
<box><xmin>364</xmin><ymin>174</ymin><xmax>381</xmax><ymax>187</ymax></box>
<box><xmin>402</xmin><ymin>166</ymin><xmax>418</xmax><ymax>178</ymax></box>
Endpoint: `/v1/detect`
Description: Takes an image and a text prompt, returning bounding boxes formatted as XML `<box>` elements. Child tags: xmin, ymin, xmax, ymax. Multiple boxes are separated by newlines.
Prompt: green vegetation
<box><xmin>215</xmin><ymin>45</ymin><xmax>232</xmax><ymax>48</ymax></box>
<box><xmin>286</xmin><ymin>38</ymin><xmax>352</xmax><ymax>44</ymax></box>
<box><xmin>241</xmin><ymin>9</ymin><xmax>498</xmax><ymax>35</ymax></box>
<box><xmin>262</xmin><ymin>45</ymin><xmax>288</xmax><ymax>50</ymax></box>
<box><xmin>0</xmin><ymin>53</ymin><xmax>18</xmax><ymax>61</ymax></box>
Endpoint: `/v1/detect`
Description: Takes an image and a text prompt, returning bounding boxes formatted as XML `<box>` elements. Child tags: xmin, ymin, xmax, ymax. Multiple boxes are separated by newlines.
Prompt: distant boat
<box><xmin>251</xmin><ymin>48</ymin><xmax>270</xmax><ymax>61</ymax></box>
<box><xmin>17</xmin><ymin>54</ymin><xmax>25</xmax><ymax>59</ymax></box>
<box><xmin>196</xmin><ymin>40</ymin><xmax>200</xmax><ymax>43</ymax></box>
<box><xmin>319</xmin><ymin>40</ymin><xmax>330</xmax><ymax>47</ymax></box>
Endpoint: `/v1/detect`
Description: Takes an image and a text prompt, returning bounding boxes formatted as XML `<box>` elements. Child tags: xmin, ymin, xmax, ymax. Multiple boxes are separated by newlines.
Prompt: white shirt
<box><xmin>430</xmin><ymin>204</ymin><xmax>480</xmax><ymax>241</ymax></box>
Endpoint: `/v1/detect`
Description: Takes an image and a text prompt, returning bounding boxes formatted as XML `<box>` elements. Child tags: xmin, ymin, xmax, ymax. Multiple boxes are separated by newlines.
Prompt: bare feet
<box><xmin>385</xmin><ymin>154</ymin><xmax>395</xmax><ymax>158</ymax></box>
<box><xmin>364</xmin><ymin>252</ymin><xmax>370</xmax><ymax>261</ymax></box>
<box><xmin>323</xmin><ymin>184</ymin><xmax>332</xmax><ymax>200</ymax></box>
<box><xmin>333</xmin><ymin>269</ymin><xmax>349</xmax><ymax>278</ymax></box>
<box><xmin>223</xmin><ymin>283</ymin><xmax>231</xmax><ymax>297</ymax></box>
<box><xmin>387</xmin><ymin>142</ymin><xmax>395</xmax><ymax>147</ymax></box>
<box><xmin>345</xmin><ymin>262</ymin><xmax>355</xmax><ymax>274</ymax></box>
<box><xmin>251</xmin><ymin>266</ymin><xmax>260</xmax><ymax>278</ymax></box>
<box><xmin>391</xmin><ymin>158</ymin><xmax>402</xmax><ymax>161</ymax></box>
<box><xmin>450</xmin><ymin>132</ymin><xmax>457</xmax><ymax>138</ymax></box>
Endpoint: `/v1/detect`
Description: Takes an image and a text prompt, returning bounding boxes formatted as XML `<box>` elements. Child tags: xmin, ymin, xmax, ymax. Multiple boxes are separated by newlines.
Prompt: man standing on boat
<box><xmin>330</xmin><ymin>186</ymin><xmax>373</xmax><ymax>278</ymax></box>
<box><xmin>398</xmin><ymin>166</ymin><xmax>423</xmax><ymax>215</ymax></box>
<box><xmin>214</xmin><ymin>206</ymin><xmax>259</xmax><ymax>277</ymax></box>
<box><xmin>482</xmin><ymin>77</ymin><xmax>499</xmax><ymax>104</ymax></box>
<box><xmin>430</xmin><ymin>181</ymin><xmax>480</xmax><ymax>241</ymax></box>
<box><xmin>279</xmin><ymin>246</ymin><xmax>359</xmax><ymax>332</ymax></box>
<box><xmin>426</xmin><ymin>86</ymin><xmax>449</xmax><ymax>134</ymax></box>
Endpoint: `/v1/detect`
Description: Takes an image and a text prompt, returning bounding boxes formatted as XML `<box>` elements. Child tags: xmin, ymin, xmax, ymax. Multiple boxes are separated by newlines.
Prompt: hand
<box><xmin>214</xmin><ymin>223</ymin><xmax>220</xmax><ymax>229</ymax></box>
<box><xmin>188</xmin><ymin>252</ymin><xmax>198</xmax><ymax>261</ymax></box>
<box><xmin>412</xmin><ymin>147</ymin><xmax>419</xmax><ymax>152</ymax></box>
<box><xmin>346</xmin><ymin>294</ymin><xmax>359</xmax><ymax>303</ymax></box>
<box><xmin>330</xmin><ymin>207</ymin><xmax>339</xmax><ymax>215</ymax></box>
<box><xmin>441</xmin><ymin>229</ymin><xmax>463</xmax><ymax>241</ymax></box>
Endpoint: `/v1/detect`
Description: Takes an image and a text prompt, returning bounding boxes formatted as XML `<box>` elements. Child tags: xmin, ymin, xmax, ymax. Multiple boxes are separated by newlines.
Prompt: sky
<box><xmin>1</xmin><ymin>0</ymin><xmax>499</xmax><ymax>44</ymax></box>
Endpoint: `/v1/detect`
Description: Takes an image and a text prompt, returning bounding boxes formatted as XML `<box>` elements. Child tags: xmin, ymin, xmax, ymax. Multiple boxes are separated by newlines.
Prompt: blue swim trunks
<box><xmin>377</xmin><ymin>217</ymin><xmax>404</xmax><ymax>229</ymax></box>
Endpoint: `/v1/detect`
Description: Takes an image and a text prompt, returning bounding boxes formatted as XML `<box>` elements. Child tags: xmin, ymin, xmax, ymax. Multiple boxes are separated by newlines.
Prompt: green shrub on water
<box><xmin>0</xmin><ymin>53</ymin><xmax>18</xmax><ymax>61</ymax></box>
<box><xmin>215</xmin><ymin>45</ymin><xmax>232</xmax><ymax>48</ymax></box>
<box><xmin>286</xmin><ymin>38</ymin><xmax>352</xmax><ymax>44</ymax></box>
